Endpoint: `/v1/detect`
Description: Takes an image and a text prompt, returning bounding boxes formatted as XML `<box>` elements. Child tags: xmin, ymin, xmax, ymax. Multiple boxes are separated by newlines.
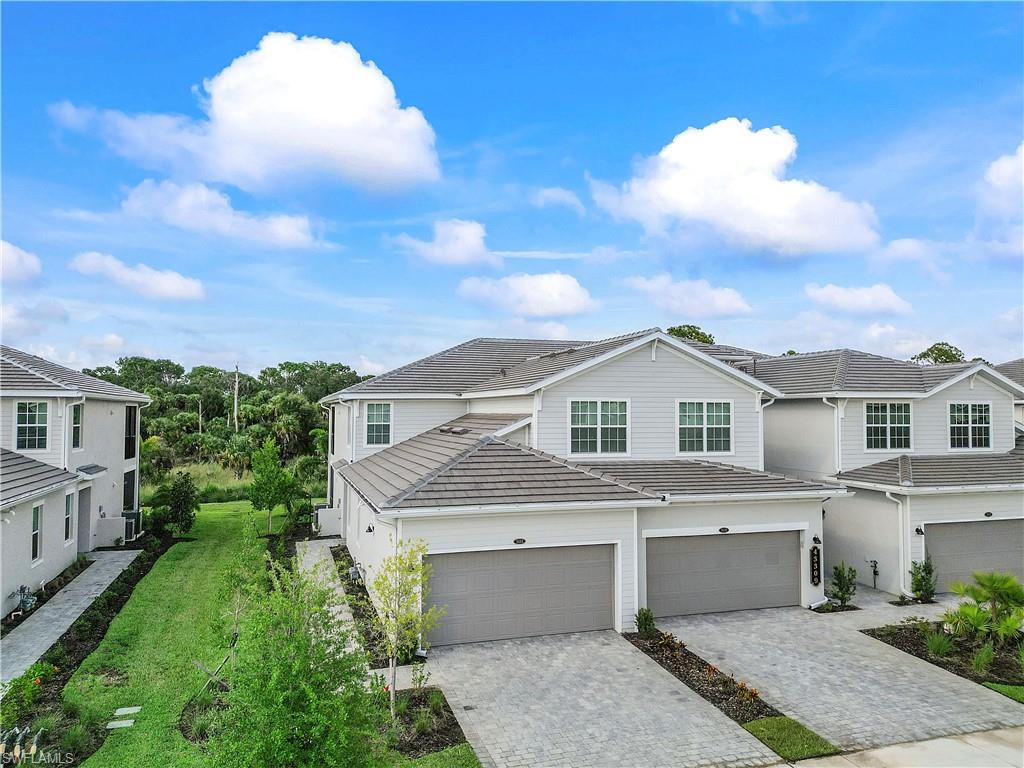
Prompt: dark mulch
<box><xmin>864</xmin><ymin>620</ymin><xmax>1024</xmax><ymax>686</ymax></box>
<box><xmin>625</xmin><ymin>630</ymin><xmax>779</xmax><ymax>724</ymax></box>
<box><xmin>888</xmin><ymin>596</ymin><xmax>936</xmax><ymax>607</ymax></box>
<box><xmin>1</xmin><ymin>557</ymin><xmax>94</xmax><ymax>636</ymax></box>
<box><xmin>332</xmin><ymin>544</ymin><xmax>405</xmax><ymax>668</ymax></box>
<box><xmin>389</xmin><ymin>687</ymin><xmax>467</xmax><ymax>759</ymax></box>
<box><xmin>266</xmin><ymin>519</ymin><xmax>312</xmax><ymax>566</ymax></box>
<box><xmin>812</xmin><ymin>602</ymin><xmax>859</xmax><ymax>614</ymax></box>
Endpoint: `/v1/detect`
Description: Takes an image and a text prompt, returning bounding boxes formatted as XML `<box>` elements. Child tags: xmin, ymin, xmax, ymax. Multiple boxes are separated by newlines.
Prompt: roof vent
<box><xmin>449</xmin><ymin>427</ymin><xmax>470</xmax><ymax>435</ymax></box>
<box><xmin>438</xmin><ymin>426</ymin><xmax>453</xmax><ymax>433</ymax></box>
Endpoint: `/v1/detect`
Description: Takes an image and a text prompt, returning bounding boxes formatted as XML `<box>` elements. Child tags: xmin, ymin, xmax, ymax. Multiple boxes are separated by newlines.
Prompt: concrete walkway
<box><xmin>296</xmin><ymin>537</ymin><xmax>359</xmax><ymax>652</ymax></box>
<box><xmin>1</xmin><ymin>550</ymin><xmax>141</xmax><ymax>681</ymax></box>
<box><xmin>797</xmin><ymin>726</ymin><xmax>1023</xmax><ymax>767</ymax></box>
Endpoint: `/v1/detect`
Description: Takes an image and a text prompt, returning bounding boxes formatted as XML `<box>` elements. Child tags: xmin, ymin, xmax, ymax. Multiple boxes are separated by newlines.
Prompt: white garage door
<box><xmin>647</xmin><ymin>531</ymin><xmax>801</xmax><ymax>617</ymax></box>
<box><xmin>425</xmin><ymin>545</ymin><xmax>615</xmax><ymax>645</ymax></box>
<box><xmin>925</xmin><ymin>519</ymin><xmax>1024</xmax><ymax>592</ymax></box>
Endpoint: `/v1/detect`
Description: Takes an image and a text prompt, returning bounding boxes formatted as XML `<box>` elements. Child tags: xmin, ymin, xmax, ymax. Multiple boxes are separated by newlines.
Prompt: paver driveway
<box><xmin>659</xmin><ymin>592</ymin><xmax>1024</xmax><ymax>752</ymax></box>
<box><xmin>429</xmin><ymin>630</ymin><xmax>778</xmax><ymax>768</ymax></box>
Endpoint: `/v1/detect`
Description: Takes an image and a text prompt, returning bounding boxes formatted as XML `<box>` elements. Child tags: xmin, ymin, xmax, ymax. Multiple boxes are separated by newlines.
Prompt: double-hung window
<box><xmin>16</xmin><ymin>402</ymin><xmax>47</xmax><ymax>450</ymax></box>
<box><xmin>949</xmin><ymin>403</ymin><xmax>990</xmax><ymax>449</ymax></box>
<box><xmin>678</xmin><ymin>401</ymin><xmax>732</xmax><ymax>453</ymax></box>
<box><xmin>569</xmin><ymin>400</ymin><xmax>628</xmax><ymax>455</ymax></box>
<box><xmin>64</xmin><ymin>493</ymin><xmax>74</xmax><ymax>542</ymax></box>
<box><xmin>31</xmin><ymin>504</ymin><xmax>42</xmax><ymax>562</ymax></box>
<box><xmin>865</xmin><ymin>402</ymin><xmax>911</xmax><ymax>450</ymax></box>
<box><xmin>365</xmin><ymin>403</ymin><xmax>392</xmax><ymax>446</ymax></box>
<box><xmin>71</xmin><ymin>403</ymin><xmax>83</xmax><ymax>449</ymax></box>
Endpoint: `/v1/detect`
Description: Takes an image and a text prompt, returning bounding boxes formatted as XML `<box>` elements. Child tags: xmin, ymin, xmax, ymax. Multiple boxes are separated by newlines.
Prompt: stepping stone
<box><xmin>114</xmin><ymin>706</ymin><xmax>141</xmax><ymax>716</ymax></box>
<box><xmin>105</xmin><ymin>720</ymin><xmax>134</xmax><ymax>729</ymax></box>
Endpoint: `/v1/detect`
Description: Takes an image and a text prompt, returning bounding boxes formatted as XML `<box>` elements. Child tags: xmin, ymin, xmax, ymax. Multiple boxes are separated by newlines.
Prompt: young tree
<box><xmin>911</xmin><ymin>342</ymin><xmax>966</xmax><ymax>365</ymax></box>
<box><xmin>370</xmin><ymin>538</ymin><xmax>446</xmax><ymax>717</ymax></box>
<box><xmin>249</xmin><ymin>437</ymin><xmax>296</xmax><ymax>533</ymax></box>
<box><xmin>149</xmin><ymin>470</ymin><xmax>200</xmax><ymax>535</ymax></box>
<box><xmin>211</xmin><ymin>560</ymin><xmax>386</xmax><ymax>768</ymax></box>
<box><xmin>666</xmin><ymin>324</ymin><xmax>715</xmax><ymax>344</ymax></box>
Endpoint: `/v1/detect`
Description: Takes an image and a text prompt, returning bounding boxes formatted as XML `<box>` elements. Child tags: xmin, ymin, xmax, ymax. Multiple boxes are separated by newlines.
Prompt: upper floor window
<box><xmin>569</xmin><ymin>400</ymin><xmax>628</xmax><ymax>454</ymax></box>
<box><xmin>678</xmin><ymin>401</ymin><xmax>732</xmax><ymax>453</ymax></box>
<box><xmin>865</xmin><ymin>402</ymin><xmax>911</xmax><ymax>450</ymax></box>
<box><xmin>31</xmin><ymin>503</ymin><xmax>42</xmax><ymax>562</ymax></box>
<box><xmin>124</xmin><ymin>405</ymin><xmax>138</xmax><ymax>459</ymax></box>
<box><xmin>71</xmin><ymin>403</ymin><xmax>83</xmax><ymax>449</ymax></box>
<box><xmin>64</xmin><ymin>493</ymin><xmax>74</xmax><ymax>542</ymax></box>
<box><xmin>366</xmin><ymin>403</ymin><xmax>392</xmax><ymax>446</ymax></box>
<box><xmin>949</xmin><ymin>403</ymin><xmax>990</xmax><ymax>449</ymax></box>
<box><xmin>16</xmin><ymin>402</ymin><xmax>47</xmax><ymax>450</ymax></box>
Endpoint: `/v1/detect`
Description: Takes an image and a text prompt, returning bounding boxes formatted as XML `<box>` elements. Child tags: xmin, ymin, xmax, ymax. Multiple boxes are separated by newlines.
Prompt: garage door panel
<box><xmin>925</xmin><ymin>519</ymin><xmax>1024</xmax><ymax>593</ymax></box>
<box><xmin>426</xmin><ymin>544</ymin><xmax>614</xmax><ymax>645</ymax></box>
<box><xmin>647</xmin><ymin>531</ymin><xmax>800</xmax><ymax>617</ymax></box>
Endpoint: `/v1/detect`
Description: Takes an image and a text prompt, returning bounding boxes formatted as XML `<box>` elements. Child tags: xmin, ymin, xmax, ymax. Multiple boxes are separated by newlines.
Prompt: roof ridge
<box><xmin>0</xmin><ymin>349</ymin><xmax>74</xmax><ymax>391</ymax></box>
<box><xmin>689</xmin><ymin>456</ymin><xmax>843</xmax><ymax>489</ymax></box>
<box><xmin>832</xmin><ymin>349</ymin><xmax>851</xmax><ymax>390</ymax></box>
<box><xmin>898</xmin><ymin>455</ymin><xmax>913</xmax><ymax>486</ymax></box>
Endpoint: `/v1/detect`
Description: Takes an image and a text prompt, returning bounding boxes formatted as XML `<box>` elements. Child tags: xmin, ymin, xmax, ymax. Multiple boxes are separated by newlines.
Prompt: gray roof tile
<box><xmin>839</xmin><ymin>437</ymin><xmax>1024</xmax><ymax>489</ymax></box>
<box><xmin>1</xmin><ymin>449</ymin><xmax>79</xmax><ymax>506</ymax></box>
<box><xmin>996</xmin><ymin>358</ymin><xmax>1024</xmax><ymax>388</ymax></box>
<box><xmin>1</xmin><ymin>346</ymin><xmax>148</xmax><ymax>401</ymax></box>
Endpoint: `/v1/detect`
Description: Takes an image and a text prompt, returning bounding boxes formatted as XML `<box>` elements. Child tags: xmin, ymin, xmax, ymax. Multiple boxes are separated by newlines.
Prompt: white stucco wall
<box><xmin>824</xmin><ymin>490</ymin><xmax>902</xmax><ymax>594</ymax></box>
<box><xmin>763</xmin><ymin>399</ymin><xmax>836</xmax><ymax>480</ymax></box>
<box><xmin>343</xmin><ymin>481</ymin><xmax>398</xmax><ymax>588</ymax></box>
<box><xmin>75</xmin><ymin>399</ymin><xmax>139</xmax><ymax>547</ymax></box>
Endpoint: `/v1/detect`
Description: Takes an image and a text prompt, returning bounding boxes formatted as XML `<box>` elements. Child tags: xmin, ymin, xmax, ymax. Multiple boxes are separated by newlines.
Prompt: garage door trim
<box><xmin>920</xmin><ymin>515</ymin><xmax>1023</xmax><ymax>527</ymax></box>
<box><xmin>643</xmin><ymin>521</ymin><xmax>809</xmax><ymax>539</ymax></box>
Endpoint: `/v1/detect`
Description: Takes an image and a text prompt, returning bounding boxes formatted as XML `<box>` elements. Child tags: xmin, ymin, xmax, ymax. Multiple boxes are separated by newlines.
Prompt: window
<box><xmin>678</xmin><ymin>401</ymin><xmax>732</xmax><ymax>453</ymax></box>
<box><xmin>124</xmin><ymin>405</ymin><xmax>138</xmax><ymax>459</ymax></box>
<box><xmin>365</xmin><ymin>403</ymin><xmax>391</xmax><ymax>446</ymax></box>
<box><xmin>865</xmin><ymin>403</ymin><xmax>911</xmax><ymax>450</ymax></box>
<box><xmin>569</xmin><ymin>400</ymin><xmax>628</xmax><ymax>454</ymax></box>
<box><xmin>16</xmin><ymin>402</ymin><xmax>47</xmax><ymax>450</ymax></box>
<box><xmin>64</xmin><ymin>494</ymin><xmax>74</xmax><ymax>542</ymax></box>
<box><xmin>123</xmin><ymin>469</ymin><xmax>136</xmax><ymax>512</ymax></box>
<box><xmin>31</xmin><ymin>504</ymin><xmax>42</xmax><ymax>561</ymax></box>
<box><xmin>71</xmin><ymin>403</ymin><xmax>83</xmax><ymax>449</ymax></box>
<box><xmin>949</xmin><ymin>403</ymin><xmax>990</xmax><ymax>449</ymax></box>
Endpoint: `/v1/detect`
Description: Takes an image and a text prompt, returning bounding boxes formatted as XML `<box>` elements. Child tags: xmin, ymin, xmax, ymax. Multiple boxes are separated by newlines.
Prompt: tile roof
<box><xmin>0</xmin><ymin>346</ymin><xmax>148</xmax><ymax>401</ymax></box>
<box><xmin>683</xmin><ymin>341</ymin><xmax>770</xmax><ymax>361</ymax></box>
<box><xmin>838</xmin><ymin>437</ymin><xmax>1024</xmax><ymax>489</ymax></box>
<box><xmin>996</xmin><ymin>358</ymin><xmax>1024</xmax><ymax>388</ymax></box>
<box><xmin>577</xmin><ymin>459</ymin><xmax>842</xmax><ymax>497</ymax></box>
<box><xmin>1</xmin><ymin>449</ymin><xmax>79</xmax><ymax>506</ymax></box>
<box><xmin>735</xmin><ymin>349</ymin><xmax>975</xmax><ymax>396</ymax></box>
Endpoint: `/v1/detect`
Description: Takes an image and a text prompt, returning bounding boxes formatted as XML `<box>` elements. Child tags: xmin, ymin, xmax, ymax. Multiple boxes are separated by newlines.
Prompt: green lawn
<box><xmin>141</xmin><ymin>463</ymin><xmax>251</xmax><ymax>502</ymax></box>
<box><xmin>742</xmin><ymin>716</ymin><xmax>839</xmax><ymax>762</ymax></box>
<box><xmin>67</xmin><ymin>502</ymin><xmax>277</xmax><ymax>767</ymax></box>
<box><xmin>406</xmin><ymin>744</ymin><xmax>480</xmax><ymax>768</ymax></box>
<box><xmin>984</xmin><ymin>682</ymin><xmax>1024</xmax><ymax>703</ymax></box>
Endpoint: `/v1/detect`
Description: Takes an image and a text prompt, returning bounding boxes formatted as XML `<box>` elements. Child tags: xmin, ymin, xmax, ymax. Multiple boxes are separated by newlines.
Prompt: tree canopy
<box><xmin>666</xmin><ymin>325</ymin><xmax>715</xmax><ymax>344</ymax></box>
<box><xmin>910</xmin><ymin>342</ymin><xmax>966</xmax><ymax>365</ymax></box>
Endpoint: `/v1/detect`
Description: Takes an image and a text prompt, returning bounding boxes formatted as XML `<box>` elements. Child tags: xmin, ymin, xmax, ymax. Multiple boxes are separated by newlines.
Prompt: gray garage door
<box><xmin>425</xmin><ymin>545</ymin><xmax>614</xmax><ymax>645</ymax></box>
<box><xmin>925</xmin><ymin>519</ymin><xmax>1024</xmax><ymax>593</ymax></box>
<box><xmin>647</xmin><ymin>531</ymin><xmax>801</xmax><ymax>617</ymax></box>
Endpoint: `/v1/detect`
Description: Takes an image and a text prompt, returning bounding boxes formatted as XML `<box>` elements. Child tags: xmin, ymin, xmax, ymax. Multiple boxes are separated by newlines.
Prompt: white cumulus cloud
<box><xmin>531</xmin><ymin>187</ymin><xmax>585</xmax><ymax>217</ymax></box>
<box><xmin>69</xmin><ymin>252</ymin><xmax>205</xmax><ymax>300</ymax></box>
<box><xmin>591</xmin><ymin>117</ymin><xmax>880</xmax><ymax>255</ymax></box>
<box><xmin>51</xmin><ymin>32</ymin><xmax>439</xmax><ymax>192</ymax></box>
<box><xmin>804</xmin><ymin>282</ymin><xmax>912</xmax><ymax>315</ymax></box>
<box><xmin>975</xmin><ymin>142</ymin><xmax>1023</xmax><ymax>256</ymax></box>
<box><xmin>394</xmin><ymin>219</ymin><xmax>501</xmax><ymax>267</ymax></box>
<box><xmin>622</xmin><ymin>273</ymin><xmax>752</xmax><ymax>318</ymax></box>
<box><xmin>1</xmin><ymin>240</ymin><xmax>43</xmax><ymax>283</ymax></box>
<box><xmin>121</xmin><ymin>180</ymin><xmax>316</xmax><ymax>248</ymax></box>
<box><xmin>457</xmin><ymin>272</ymin><xmax>598</xmax><ymax>317</ymax></box>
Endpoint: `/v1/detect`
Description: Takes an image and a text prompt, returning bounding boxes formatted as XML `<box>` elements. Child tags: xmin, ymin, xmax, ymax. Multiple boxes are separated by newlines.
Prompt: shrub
<box><xmin>393</xmin><ymin>697</ymin><xmax>410</xmax><ymax>718</ymax></box>
<box><xmin>0</xmin><ymin>661</ymin><xmax>55</xmax><ymax>728</ymax></box>
<box><xmin>947</xmin><ymin>572</ymin><xmax>1024</xmax><ymax>644</ymax></box>
<box><xmin>149</xmin><ymin>471</ymin><xmax>200</xmax><ymax>535</ymax></box>
<box><xmin>924</xmin><ymin>630</ymin><xmax>953</xmax><ymax>657</ymax></box>
<box><xmin>427</xmin><ymin>688</ymin><xmax>446</xmax><ymax>715</ymax></box>
<box><xmin>635</xmin><ymin>607</ymin><xmax>657</xmax><ymax>637</ymax></box>
<box><xmin>828</xmin><ymin>562</ymin><xmax>858</xmax><ymax>607</ymax></box>
<box><xmin>909</xmin><ymin>557</ymin><xmax>937</xmax><ymax>603</ymax></box>
<box><xmin>413</xmin><ymin>708</ymin><xmax>433</xmax><ymax>735</ymax></box>
<box><xmin>971</xmin><ymin>642</ymin><xmax>995</xmax><ymax>675</ymax></box>
<box><xmin>411</xmin><ymin>662</ymin><xmax>430</xmax><ymax>692</ymax></box>
<box><xmin>60</xmin><ymin>723</ymin><xmax>91</xmax><ymax>754</ymax></box>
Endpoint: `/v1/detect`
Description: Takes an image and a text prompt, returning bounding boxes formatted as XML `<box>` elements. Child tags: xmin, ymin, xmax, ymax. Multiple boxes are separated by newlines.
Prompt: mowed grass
<box><xmin>742</xmin><ymin>716</ymin><xmax>839</xmax><ymax>762</ymax></box>
<box><xmin>406</xmin><ymin>744</ymin><xmax>481</xmax><ymax>767</ymax></box>
<box><xmin>68</xmin><ymin>502</ymin><xmax>280</xmax><ymax>768</ymax></box>
<box><xmin>984</xmin><ymin>682</ymin><xmax>1024</xmax><ymax>703</ymax></box>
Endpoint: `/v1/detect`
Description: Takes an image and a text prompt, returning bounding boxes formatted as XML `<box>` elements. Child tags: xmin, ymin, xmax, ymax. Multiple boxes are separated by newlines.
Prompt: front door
<box><xmin>77</xmin><ymin>487</ymin><xmax>92</xmax><ymax>553</ymax></box>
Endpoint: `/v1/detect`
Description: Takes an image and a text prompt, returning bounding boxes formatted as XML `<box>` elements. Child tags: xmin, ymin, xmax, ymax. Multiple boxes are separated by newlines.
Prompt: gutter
<box><xmin>834</xmin><ymin>479</ymin><xmax>1024</xmax><ymax>495</ymax></box>
<box><xmin>377</xmin><ymin>497</ymin><xmax>668</xmax><ymax>520</ymax></box>
<box><xmin>664</xmin><ymin>489</ymin><xmax>848</xmax><ymax>503</ymax></box>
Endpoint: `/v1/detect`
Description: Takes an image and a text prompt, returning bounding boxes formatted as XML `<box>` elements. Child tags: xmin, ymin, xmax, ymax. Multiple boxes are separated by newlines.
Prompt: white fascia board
<box><xmin>665</xmin><ymin>489</ymin><xmax>847</xmax><ymax>503</ymax></box>
<box><xmin>925</xmin><ymin>364</ymin><xmax>1024</xmax><ymax>399</ymax></box>
<box><xmin>377</xmin><ymin>497</ymin><xmax>667</xmax><ymax>520</ymax></box>
<box><xmin>1</xmin><ymin>476</ymin><xmax>80</xmax><ymax>508</ymax></box>
<box><xmin>321</xmin><ymin>392</ymin><xmax>463</xmax><ymax>404</ymax></box>
<box><xmin>493</xmin><ymin>416</ymin><xmax>532</xmax><ymax>437</ymax></box>
<box><xmin>833</xmin><ymin>478</ymin><xmax>1024</xmax><ymax>495</ymax></box>
<box><xmin>778</xmin><ymin>391</ymin><xmax>930</xmax><ymax>400</ymax></box>
<box><xmin>460</xmin><ymin>387</ymin><xmax>530</xmax><ymax>399</ymax></box>
<box><xmin>2</xmin><ymin>388</ymin><xmax>84</xmax><ymax>398</ymax></box>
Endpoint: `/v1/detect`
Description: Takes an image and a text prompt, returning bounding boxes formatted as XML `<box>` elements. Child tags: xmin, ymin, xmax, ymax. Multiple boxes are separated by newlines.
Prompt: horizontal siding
<box><xmin>1</xmin><ymin>396</ymin><xmax>66</xmax><ymax>469</ymax></box>
<box><xmin>466</xmin><ymin>395</ymin><xmax>534</xmax><ymax>414</ymax></box>
<box><xmin>535</xmin><ymin>344</ymin><xmax>763</xmax><ymax>469</ymax></box>
<box><xmin>352</xmin><ymin>399</ymin><xmax>467</xmax><ymax>461</ymax></box>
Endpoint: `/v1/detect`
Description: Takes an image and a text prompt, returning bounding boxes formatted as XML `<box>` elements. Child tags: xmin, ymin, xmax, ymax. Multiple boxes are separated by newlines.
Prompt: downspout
<box><xmin>886</xmin><ymin>491</ymin><xmax>914</xmax><ymax>597</ymax></box>
<box><xmin>758</xmin><ymin>395</ymin><xmax>774</xmax><ymax>472</ymax></box>
<box><xmin>821</xmin><ymin>397</ymin><xmax>842</xmax><ymax>474</ymax></box>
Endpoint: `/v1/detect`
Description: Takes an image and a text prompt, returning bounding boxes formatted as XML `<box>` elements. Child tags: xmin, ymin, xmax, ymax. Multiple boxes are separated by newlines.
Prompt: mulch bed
<box><xmin>863</xmin><ymin>620</ymin><xmax>1024</xmax><ymax>686</ymax></box>
<box><xmin>625</xmin><ymin>630</ymin><xmax>779</xmax><ymax>724</ymax></box>
<box><xmin>811</xmin><ymin>602</ymin><xmax>859</xmax><ymax>614</ymax></box>
<box><xmin>389</xmin><ymin>687</ymin><xmax>467</xmax><ymax>759</ymax></box>
<box><xmin>888</xmin><ymin>597</ymin><xmax>936</xmax><ymax>607</ymax></box>
<box><xmin>1</xmin><ymin>557</ymin><xmax>94</xmax><ymax>637</ymax></box>
<box><xmin>332</xmin><ymin>544</ymin><xmax>401</xmax><ymax>669</ymax></box>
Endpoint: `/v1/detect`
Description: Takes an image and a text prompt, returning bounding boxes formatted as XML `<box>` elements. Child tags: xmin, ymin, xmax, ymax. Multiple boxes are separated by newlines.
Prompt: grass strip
<box><xmin>742</xmin><ymin>716</ymin><xmax>839</xmax><ymax>761</ymax></box>
<box><xmin>404</xmin><ymin>743</ymin><xmax>481</xmax><ymax>768</ymax></box>
<box><xmin>983</xmin><ymin>682</ymin><xmax>1024</xmax><ymax>703</ymax></box>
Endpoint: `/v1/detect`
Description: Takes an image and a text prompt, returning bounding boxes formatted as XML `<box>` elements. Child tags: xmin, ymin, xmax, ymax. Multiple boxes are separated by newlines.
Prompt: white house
<box><xmin>751</xmin><ymin>349</ymin><xmax>1024</xmax><ymax>595</ymax></box>
<box><xmin>0</xmin><ymin>346</ymin><xmax>148</xmax><ymax>615</ymax></box>
<box><xmin>321</xmin><ymin>329</ymin><xmax>846</xmax><ymax>645</ymax></box>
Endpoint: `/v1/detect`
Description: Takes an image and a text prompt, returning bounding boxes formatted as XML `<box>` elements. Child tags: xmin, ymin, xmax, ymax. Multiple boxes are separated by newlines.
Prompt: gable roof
<box><xmin>0</xmin><ymin>346</ymin><xmax>149</xmax><ymax>402</ymax></box>
<box><xmin>1</xmin><ymin>449</ymin><xmax>80</xmax><ymax>507</ymax></box>
<box><xmin>996</xmin><ymin>358</ymin><xmax>1024</xmax><ymax>389</ymax></box>
<box><xmin>734</xmin><ymin>349</ymin><xmax>1016</xmax><ymax>397</ymax></box>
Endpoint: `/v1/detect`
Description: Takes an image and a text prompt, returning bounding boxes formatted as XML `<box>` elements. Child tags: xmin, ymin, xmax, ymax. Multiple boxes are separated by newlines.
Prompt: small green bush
<box><xmin>971</xmin><ymin>642</ymin><xmax>995</xmax><ymax>675</ymax></box>
<box><xmin>413</xmin><ymin>708</ymin><xmax>433</xmax><ymax>735</ymax></box>
<box><xmin>0</xmin><ymin>661</ymin><xmax>55</xmax><ymax>728</ymax></box>
<box><xmin>394</xmin><ymin>696</ymin><xmax>410</xmax><ymax>717</ymax></box>
<box><xmin>635</xmin><ymin>607</ymin><xmax>657</xmax><ymax>637</ymax></box>
<box><xmin>909</xmin><ymin>557</ymin><xmax>937</xmax><ymax>602</ymax></box>
<box><xmin>924</xmin><ymin>631</ymin><xmax>953</xmax><ymax>657</ymax></box>
<box><xmin>60</xmin><ymin>723</ymin><xmax>91</xmax><ymax>754</ymax></box>
<box><xmin>828</xmin><ymin>562</ymin><xmax>858</xmax><ymax>607</ymax></box>
<box><xmin>427</xmin><ymin>688</ymin><xmax>446</xmax><ymax>715</ymax></box>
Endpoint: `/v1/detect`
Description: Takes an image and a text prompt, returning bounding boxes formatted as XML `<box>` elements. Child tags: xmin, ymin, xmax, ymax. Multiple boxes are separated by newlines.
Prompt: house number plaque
<box><xmin>810</xmin><ymin>545</ymin><xmax>821</xmax><ymax>586</ymax></box>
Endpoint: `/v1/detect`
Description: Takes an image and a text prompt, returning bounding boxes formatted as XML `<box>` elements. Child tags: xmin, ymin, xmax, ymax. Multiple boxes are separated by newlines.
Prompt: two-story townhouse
<box><xmin>748</xmin><ymin>349</ymin><xmax>1024</xmax><ymax>595</ymax></box>
<box><xmin>320</xmin><ymin>329</ymin><xmax>845</xmax><ymax>646</ymax></box>
<box><xmin>0</xmin><ymin>346</ymin><xmax>148</xmax><ymax>615</ymax></box>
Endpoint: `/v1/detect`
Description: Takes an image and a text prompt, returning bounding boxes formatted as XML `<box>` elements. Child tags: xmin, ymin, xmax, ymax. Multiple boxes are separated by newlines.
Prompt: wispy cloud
<box><xmin>69</xmin><ymin>251</ymin><xmax>206</xmax><ymax>300</ymax></box>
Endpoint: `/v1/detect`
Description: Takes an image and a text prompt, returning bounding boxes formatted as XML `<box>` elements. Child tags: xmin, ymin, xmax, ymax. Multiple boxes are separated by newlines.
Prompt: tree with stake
<box><xmin>370</xmin><ymin>538</ymin><xmax>445</xmax><ymax>717</ymax></box>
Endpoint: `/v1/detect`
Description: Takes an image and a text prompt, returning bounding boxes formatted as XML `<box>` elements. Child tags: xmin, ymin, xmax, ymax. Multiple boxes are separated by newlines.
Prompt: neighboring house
<box><xmin>0</xmin><ymin>346</ymin><xmax>148</xmax><ymax>615</ymax></box>
<box><xmin>749</xmin><ymin>349</ymin><xmax>1024</xmax><ymax>595</ymax></box>
<box><xmin>321</xmin><ymin>329</ymin><xmax>845</xmax><ymax>645</ymax></box>
<box><xmin>994</xmin><ymin>358</ymin><xmax>1024</xmax><ymax>429</ymax></box>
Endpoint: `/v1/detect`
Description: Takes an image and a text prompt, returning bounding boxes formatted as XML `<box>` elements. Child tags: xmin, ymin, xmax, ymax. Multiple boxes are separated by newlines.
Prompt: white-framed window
<box><xmin>677</xmin><ymin>400</ymin><xmax>732</xmax><ymax>454</ymax></box>
<box><xmin>949</xmin><ymin>402</ymin><xmax>991</xmax><ymax>449</ymax></box>
<box><xmin>31</xmin><ymin>503</ymin><xmax>43</xmax><ymax>562</ymax></box>
<box><xmin>865</xmin><ymin>402</ymin><xmax>912</xmax><ymax>451</ymax></box>
<box><xmin>71</xmin><ymin>403</ymin><xmax>83</xmax><ymax>450</ymax></box>
<box><xmin>64</xmin><ymin>493</ymin><xmax>74</xmax><ymax>542</ymax></box>
<box><xmin>365</xmin><ymin>403</ymin><xmax>392</xmax><ymax>446</ymax></box>
<box><xmin>569</xmin><ymin>399</ymin><xmax>629</xmax><ymax>455</ymax></box>
<box><xmin>16</xmin><ymin>402</ymin><xmax>48</xmax><ymax>450</ymax></box>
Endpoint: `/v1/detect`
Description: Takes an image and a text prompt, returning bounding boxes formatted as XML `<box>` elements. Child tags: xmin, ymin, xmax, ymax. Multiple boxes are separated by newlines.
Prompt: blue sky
<box><xmin>2</xmin><ymin>2</ymin><xmax>1022</xmax><ymax>375</ymax></box>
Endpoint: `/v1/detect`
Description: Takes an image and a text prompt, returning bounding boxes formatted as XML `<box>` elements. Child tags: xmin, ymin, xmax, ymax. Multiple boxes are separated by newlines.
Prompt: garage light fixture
<box><xmin>915</xmin><ymin>527</ymin><xmax>924</xmax><ymax>535</ymax></box>
<box><xmin>365</xmin><ymin>524</ymin><xmax>375</xmax><ymax>534</ymax></box>
<box><xmin>812</xmin><ymin>535</ymin><xmax>821</xmax><ymax>545</ymax></box>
